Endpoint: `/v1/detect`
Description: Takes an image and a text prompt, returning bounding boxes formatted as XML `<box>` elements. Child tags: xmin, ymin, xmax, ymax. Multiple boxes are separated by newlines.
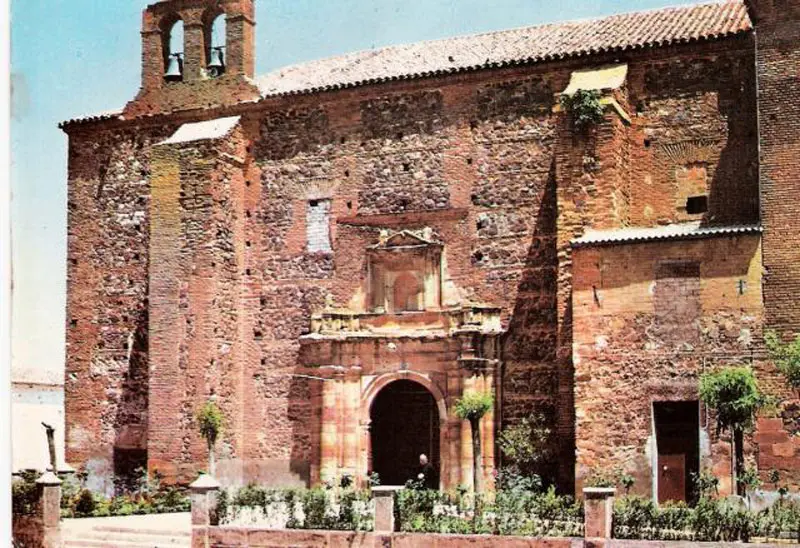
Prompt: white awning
<box><xmin>158</xmin><ymin>115</ymin><xmax>241</xmax><ymax>146</ymax></box>
<box><xmin>562</xmin><ymin>64</ymin><xmax>628</xmax><ymax>95</ymax></box>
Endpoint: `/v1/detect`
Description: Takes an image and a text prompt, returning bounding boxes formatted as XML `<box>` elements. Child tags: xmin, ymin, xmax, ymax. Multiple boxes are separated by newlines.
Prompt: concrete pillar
<box><xmin>36</xmin><ymin>471</ymin><xmax>62</xmax><ymax>548</ymax></box>
<box><xmin>190</xmin><ymin>474</ymin><xmax>221</xmax><ymax>527</ymax></box>
<box><xmin>583</xmin><ymin>487</ymin><xmax>615</xmax><ymax>540</ymax></box>
<box><xmin>372</xmin><ymin>486</ymin><xmax>402</xmax><ymax>532</ymax></box>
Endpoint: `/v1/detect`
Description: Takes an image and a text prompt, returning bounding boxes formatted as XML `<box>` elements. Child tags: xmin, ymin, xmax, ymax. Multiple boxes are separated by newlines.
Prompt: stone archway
<box><xmin>369</xmin><ymin>379</ymin><xmax>440</xmax><ymax>486</ymax></box>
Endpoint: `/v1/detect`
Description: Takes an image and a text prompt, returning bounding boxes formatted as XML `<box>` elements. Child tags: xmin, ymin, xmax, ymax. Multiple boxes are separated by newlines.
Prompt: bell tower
<box><xmin>124</xmin><ymin>0</ymin><xmax>260</xmax><ymax>117</ymax></box>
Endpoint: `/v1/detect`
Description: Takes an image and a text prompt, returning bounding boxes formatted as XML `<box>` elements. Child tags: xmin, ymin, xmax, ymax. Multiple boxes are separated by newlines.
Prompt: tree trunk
<box><xmin>208</xmin><ymin>440</ymin><xmax>216</xmax><ymax>477</ymax></box>
<box><xmin>734</xmin><ymin>428</ymin><xmax>745</xmax><ymax>497</ymax></box>
<box><xmin>470</xmin><ymin>417</ymin><xmax>482</xmax><ymax>493</ymax></box>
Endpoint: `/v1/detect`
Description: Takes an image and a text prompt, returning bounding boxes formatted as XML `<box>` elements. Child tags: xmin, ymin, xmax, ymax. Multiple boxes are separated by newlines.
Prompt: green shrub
<box><xmin>395</xmin><ymin>484</ymin><xmax>582</xmax><ymax>537</ymax></box>
<box><xmin>12</xmin><ymin>471</ymin><xmax>40</xmax><ymax>516</ymax></box>
<box><xmin>454</xmin><ymin>392</ymin><xmax>494</xmax><ymax>422</ymax></box>
<box><xmin>62</xmin><ymin>471</ymin><xmax>189</xmax><ymax>519</ymax></box>
<box><xmin>74</xmin><ymin>489</ymin><xmax>97</xmax><ymax>517</ymax></box>
<box><xmin>585</xmin><ymin>468</ymin><xmax>619</xmax><ymax>488</ymax></box>
<box><xmin>560</xmin><ymin>89</ymin><xmax>605</xmax><ymax>130</ymax></box>
<box><xmin>612</xmin><ymin>494</ymin><xmax>800</xmax><ymax>542</ymax></box>
<box><xmin>756</xmin><ymin>497</ymin><xmax>800</xmax><ymax>542</ymax></box>
<box><xmin>766</xmin><ymin>330</ymin><xmax>800</xmax><ymax>389</ymax></box>
<box><xmin>221</xmin><ymin>484</ymin><xmax>372</xmax><ymax>531</ymax></box>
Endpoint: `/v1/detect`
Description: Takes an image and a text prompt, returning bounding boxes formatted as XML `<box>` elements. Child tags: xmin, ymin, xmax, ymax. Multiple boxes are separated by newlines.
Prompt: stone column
<box><xmin>583</xmin><ymin>487</ymin><xmax>615</xmax><ymax>540</ymax></box>
<box><xmin>36</xmin><ymin>471</ymin><xmax>62</xmax><ymax>548</ymax></box>
<box><xmin>372</xmin><ymin>486</ymin><xmax>402</xmax><ymax>532</ymax></box>
<box><xmin>320</xmin><ymin>372</ymin><xmax>342</xmax><ymax>483</ymax></box>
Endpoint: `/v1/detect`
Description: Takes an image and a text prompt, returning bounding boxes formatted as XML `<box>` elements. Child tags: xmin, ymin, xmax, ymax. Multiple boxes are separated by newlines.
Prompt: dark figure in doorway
<box><xmin>415</xmin><ymin>454</ymin><xmax>438</xmax><ymax>490</ymax></box>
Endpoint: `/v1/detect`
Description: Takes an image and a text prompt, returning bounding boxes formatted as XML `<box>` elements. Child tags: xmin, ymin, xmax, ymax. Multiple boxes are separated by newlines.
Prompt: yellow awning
<box><xmin>562</xmin><ymin>64</ymin><xmax>628</xmax><ymax>95</ymax></box>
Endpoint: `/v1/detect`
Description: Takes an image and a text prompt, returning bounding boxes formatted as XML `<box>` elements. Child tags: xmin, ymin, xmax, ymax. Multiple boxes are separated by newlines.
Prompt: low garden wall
<box><xmin>191</xmin><ymin>528</ymin><xmax>794</xmax><ymax>548</ymax></box>
<box><xmin>190</xmin><ymin>478</ymin><xmax>800</xmax><ymax>548</ymax></box>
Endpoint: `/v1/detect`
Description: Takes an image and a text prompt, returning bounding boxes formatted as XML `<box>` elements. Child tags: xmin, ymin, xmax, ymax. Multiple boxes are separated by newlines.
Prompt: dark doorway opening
<box><xmin>654</xmin><ymin>401</ymin><xmax>700</xmax><ymax>504</ymax></box>
<box><xmin>113</xmin><ymin>447</ymin><xmax>147</xmax><ymax>495</ymax></box>
<box><xmin>370</xmin><ymin>380</ymin><xmax>440</xmax><ymax>486</ymax></box>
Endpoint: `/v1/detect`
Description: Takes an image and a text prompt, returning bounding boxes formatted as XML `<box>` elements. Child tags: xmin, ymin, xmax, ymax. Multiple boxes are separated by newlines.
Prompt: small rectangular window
<box><xmin>685</xmin><ymin>195</ymin><xmax>708</xmax><ymax>215</ymax></box>
<box><xmin>307</xmin><ymin>199</ymin><xmax>332</xmax><ymax>253</ymax></box>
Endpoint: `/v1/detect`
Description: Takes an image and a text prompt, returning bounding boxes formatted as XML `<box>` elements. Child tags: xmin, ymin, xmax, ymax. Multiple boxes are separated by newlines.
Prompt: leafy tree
<box><xmin>197</xmin><ymin>400</ymin><xmax>224</xmax><ymax>476</ymax></box>
<box><xmin>765</xmin><ymin>330</ymin><xmax>800</xmax><ymax>389</ymax></box>
<box><xmin>699</xmin><ymin>367</ymin><xmax>765</xmax><ymax>496</ymax></box>
<box><xmin>454</xmin><ymin>391</ymin><xmax>494</xmax><ymax>494</ymax></box>
<box><xmin>498</xmin><ymin>415</ymin><xmax>552</xmax><ymax>471</ymax></box>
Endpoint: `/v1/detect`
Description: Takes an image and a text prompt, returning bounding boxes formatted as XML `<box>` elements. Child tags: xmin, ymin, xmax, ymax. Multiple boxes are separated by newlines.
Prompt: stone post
<box><xmin>583</xmin><ymin>487</ymin><xmax>615</xmax><ymax>541</ymax></box>
<box><xmin>190</xmin><ymin>474</ymin><xmax>221</xmax><ymax>527</ymax></box>
<box><xmin>372</xmin><ymin>486</ymin><xmax>402</xmax><ymax>532</ymax></box>
<box><xmin>36</xmin><ymin>470</ymin><xmax>62</xmax><ymax>548</ymax></box>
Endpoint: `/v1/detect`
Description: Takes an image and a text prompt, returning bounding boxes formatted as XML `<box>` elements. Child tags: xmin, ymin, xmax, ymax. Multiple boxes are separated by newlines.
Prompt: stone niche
<box><xmin>368</xmin><ymin>228</ymin><xmax>442</xmax><ymax>314</ymax></box>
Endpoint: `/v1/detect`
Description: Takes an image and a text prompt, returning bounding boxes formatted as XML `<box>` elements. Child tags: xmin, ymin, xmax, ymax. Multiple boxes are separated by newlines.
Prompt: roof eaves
<box><xmin>256</xmin><ymin>25</ymin><xmax>751</xmax><ymax>101</ymax></box>
<box><xmin>571</xmin><ymin>224</ymin><xmax>762</xmax><ymax>248</ymax></box>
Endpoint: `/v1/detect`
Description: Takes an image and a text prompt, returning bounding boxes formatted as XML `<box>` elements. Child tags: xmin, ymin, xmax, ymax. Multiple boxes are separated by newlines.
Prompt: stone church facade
<box><xmin>61</xmin><ymin>0</ymin><xmax>800</xmax><ymax>501</ymax></box>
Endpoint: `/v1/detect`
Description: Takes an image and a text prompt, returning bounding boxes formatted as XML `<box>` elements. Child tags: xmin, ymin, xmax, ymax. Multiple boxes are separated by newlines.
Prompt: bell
<box><xmin>164</xmin><ymin>54</ymin><xmax>183</xmax><ymax>82</ymax></box>
<box><xmin>207</xmin><ymin>47</ymin><xmax>225</xmax><ymax>77</ymax></box>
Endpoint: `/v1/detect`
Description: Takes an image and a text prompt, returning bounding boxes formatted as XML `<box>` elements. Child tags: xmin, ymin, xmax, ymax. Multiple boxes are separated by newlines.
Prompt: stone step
<box><xmin>64</xmin><ymin>539</ymin><xmax>189</xmax><ymax>548</ymax></box>
<box><xmin>90</xmin><ymin>525</ymin><xmax>191</xmax><ymax>538</ymax></box>
<box><xmin>64</xmin><ymin>530</ymin><xmax>191</xmax><ymax>545</ymax></box>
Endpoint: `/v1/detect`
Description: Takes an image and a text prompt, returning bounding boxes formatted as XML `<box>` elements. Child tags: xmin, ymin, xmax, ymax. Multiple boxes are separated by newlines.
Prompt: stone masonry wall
<box><xmin>241</xmin><ymin>39</ymin><xmax>757</xmax><ymax>490</ymax></box>
<box><xmin>65</xmin><ymin>36</ymin><xmax>761</xmax><ymax>492</ymax></box>
<box><xmin>65</xmin><ymin>124</ymin><xmax>174</xmax><ymax>495</ymax></box>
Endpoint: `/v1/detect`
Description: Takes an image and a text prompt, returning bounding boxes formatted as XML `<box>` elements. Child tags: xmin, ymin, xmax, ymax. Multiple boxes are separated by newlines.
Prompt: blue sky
<box><xmin>11</xmin><ymin>0</ymin><xmax>684</xmax><ymax>376</ymax></box>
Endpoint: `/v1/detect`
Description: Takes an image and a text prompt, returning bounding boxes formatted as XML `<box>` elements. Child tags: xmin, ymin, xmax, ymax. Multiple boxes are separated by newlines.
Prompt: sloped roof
<box><xmin>61</xmin><ymin>1</ymin><xmax>752</xmax><ymax>127</ymax></box>
<box><xmin>255</xmin><ymin>0</ymin><xmax>751</xmax><ymax>97</ymax></box>
<box><xmin>571</xmin><ymin>222</ymin><xmax>762</xmax><ymax>248</ymax></box>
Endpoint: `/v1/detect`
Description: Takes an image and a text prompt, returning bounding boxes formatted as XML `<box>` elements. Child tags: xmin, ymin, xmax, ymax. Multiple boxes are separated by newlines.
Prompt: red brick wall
<box><xmin>754</xmin><ymin>1</ymin><xmax>800</xmax><ymax>335</ymax></box>
<box><xmin>572</xmin><ymin>235</ymin><xmax>764</xmax><ymax>496</ymax></box>
<box><xmin>147</xmin><ymin>127</ymin><xmax>249</xmax><ymax>485</ymax></box>
<box><xmin>748</xmin><ymin>0</ymin><xmax>800</xmax><ymax>490</ymax></box>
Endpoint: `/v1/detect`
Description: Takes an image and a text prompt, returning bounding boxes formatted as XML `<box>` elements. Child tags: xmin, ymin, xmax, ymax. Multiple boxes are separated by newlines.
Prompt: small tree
<box><xmin>197</xmin><ymin>400</ymin><xmax>224</xmax><ymax>476</ymax></box>
<box><xmin>765</xmin><ymin>330</ymin><xmax>800</xmax><ymax>390</ymax></box>
<box><xmin>497</xmin><ymin>414</ymin><xmax>552</xmax><ymax>490</ymax></box>
<box><xmin>699</xmin><ymin>366</ymin><xmax>764</xmax><ymax>496</ymax></box>
<box><xmin>454</xmin><ymin>391</ymin><xmax>494</xmax><ymax>494</ymax></box>
<box><xmin>560</xmin><ymin>89</ymin><xmax>605</xmax><ymax>131</ymax></box>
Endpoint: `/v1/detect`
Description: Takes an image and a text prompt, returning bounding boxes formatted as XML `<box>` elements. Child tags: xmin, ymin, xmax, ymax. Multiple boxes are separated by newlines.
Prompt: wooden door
<box><xmin>658</xmin><ymin>453</ymin><xmax>686</xmax><ymax>504</ymax></box>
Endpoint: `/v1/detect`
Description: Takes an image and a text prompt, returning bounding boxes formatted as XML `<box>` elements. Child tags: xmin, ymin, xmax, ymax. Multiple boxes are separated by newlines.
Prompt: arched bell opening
<box><xmin>162</xmin><ymin>17</ymin><xmax>184</xmax><ymax>82</ymax></box>
<box><xmin>204</xmin><ymin>11</ymin><xmax>227</xmax><ymax>78</ymax></box>
<box><xmin>369</xmin><ymin>379</ymin><xmax>440</xmax><ymax>487</ymax></box>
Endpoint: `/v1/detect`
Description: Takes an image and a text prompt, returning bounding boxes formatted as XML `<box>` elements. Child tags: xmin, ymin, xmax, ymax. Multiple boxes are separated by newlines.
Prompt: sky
<box><xmin>10</xmin><ymin>0</ymin><xmax>686</xmax><ymax>379</ymax></box>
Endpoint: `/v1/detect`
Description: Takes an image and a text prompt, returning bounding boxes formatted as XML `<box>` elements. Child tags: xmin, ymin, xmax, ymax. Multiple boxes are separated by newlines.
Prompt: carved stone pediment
<box><xmin>371</xmin><ymin>228</ymin><xmax>442</xmax><ymax>251</ymax></box>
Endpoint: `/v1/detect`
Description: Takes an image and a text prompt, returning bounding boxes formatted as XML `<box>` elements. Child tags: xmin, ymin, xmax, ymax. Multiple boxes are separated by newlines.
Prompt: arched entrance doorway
<box><xmin>369</xmin><ymin>380</ymin><xmax>440</xmax><ymax>486</ymax></box>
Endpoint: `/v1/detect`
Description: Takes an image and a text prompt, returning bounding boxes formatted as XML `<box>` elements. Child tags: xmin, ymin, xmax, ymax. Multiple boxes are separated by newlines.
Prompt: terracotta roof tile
<box><xmin>255</xmin><ymin>0</ymin><xmax>751</xmax><ymax>97</ymax></box>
